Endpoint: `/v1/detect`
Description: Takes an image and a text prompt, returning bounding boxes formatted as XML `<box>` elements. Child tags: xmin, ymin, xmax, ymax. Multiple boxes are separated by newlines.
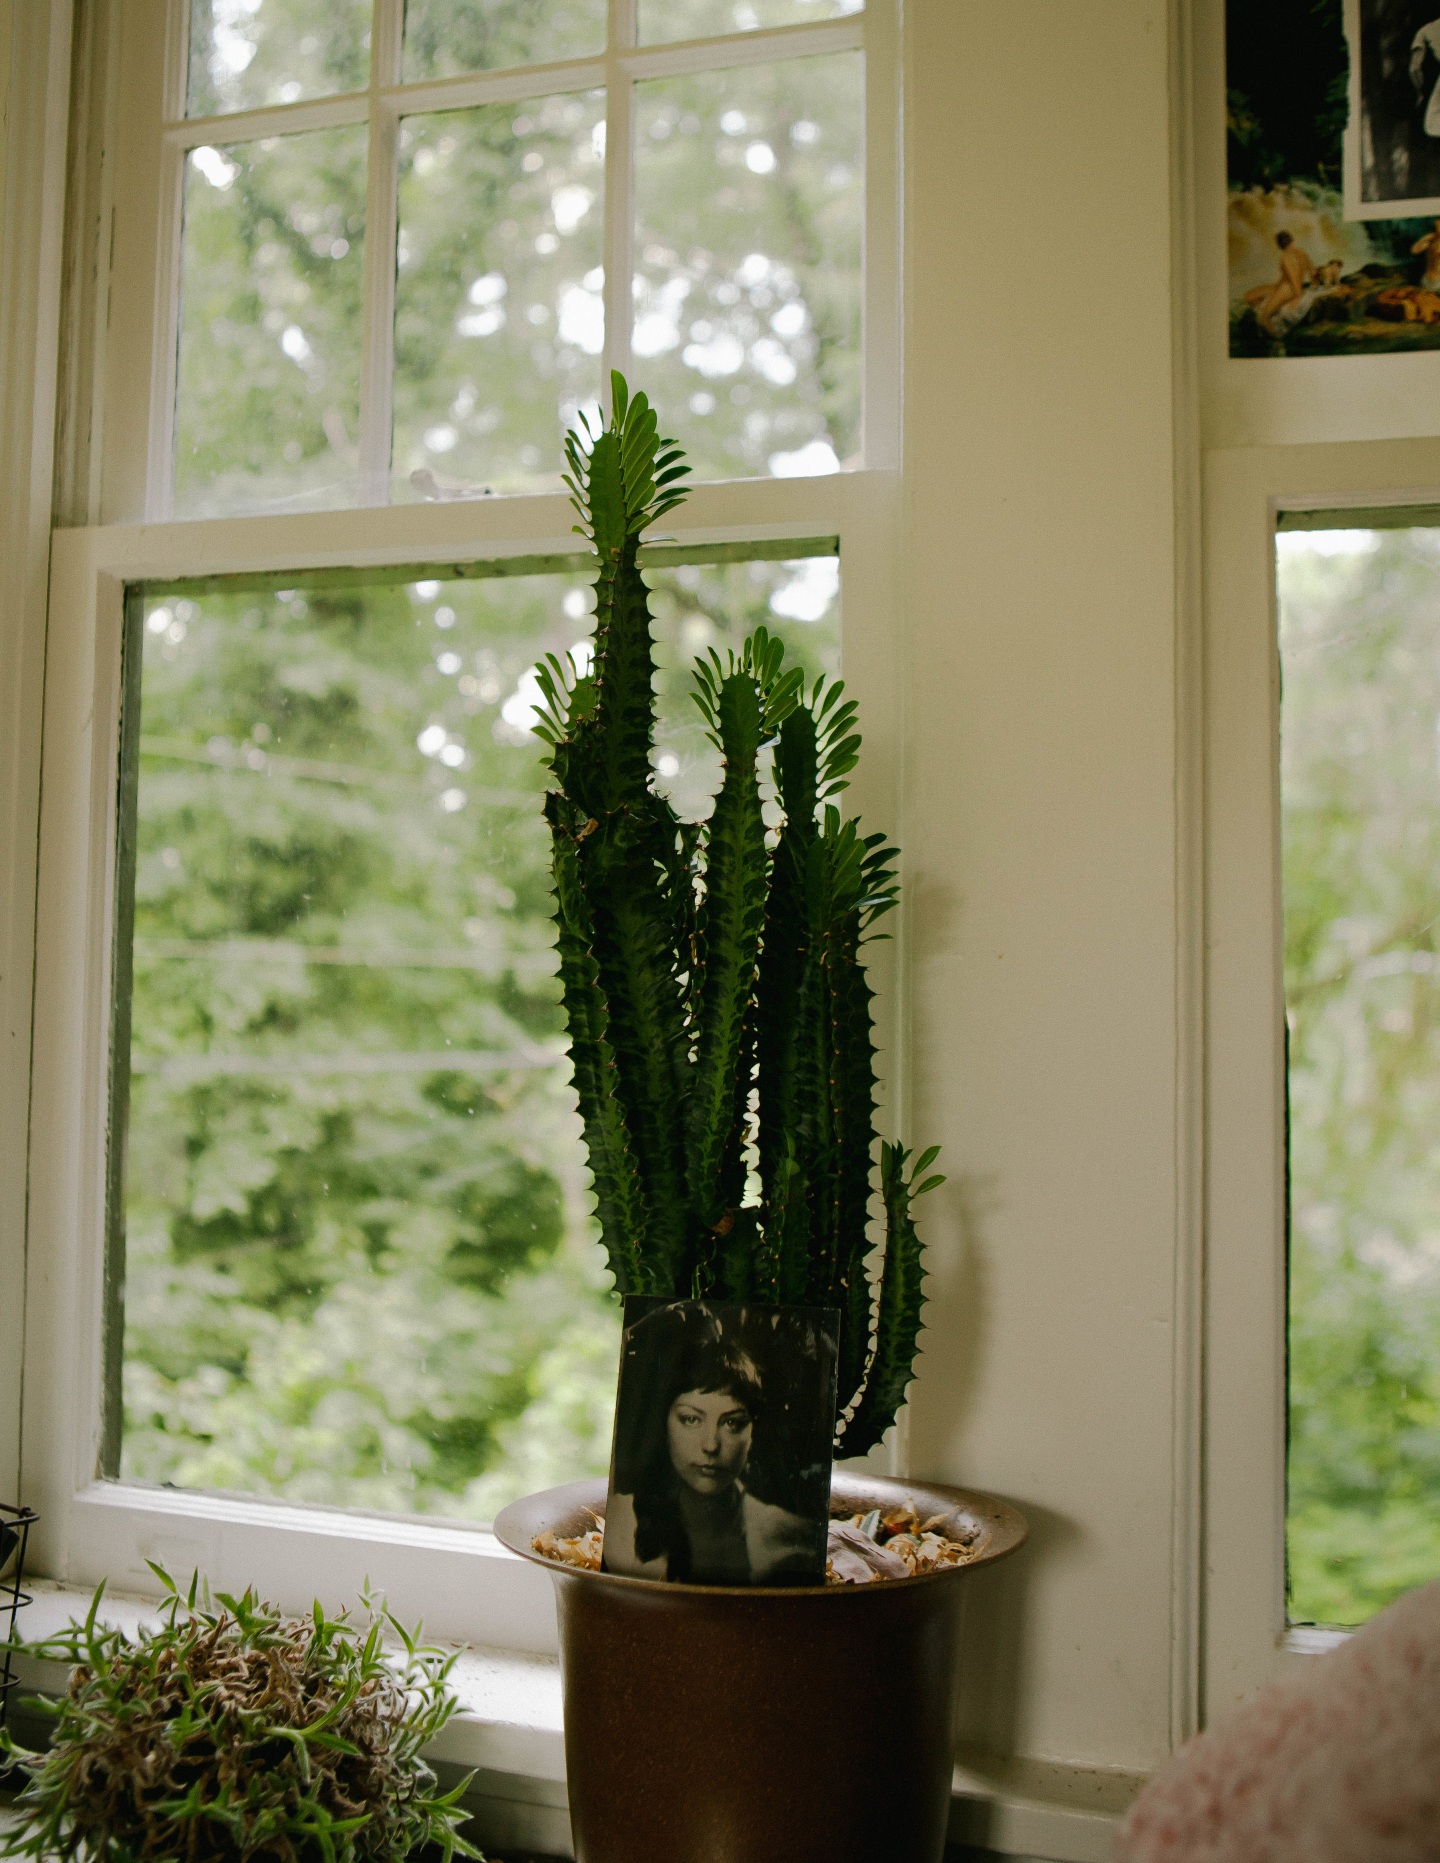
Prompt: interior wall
<box><xmin>902</xmin><ymin>0</ymin><xmax>1192</xmax><ymax>1774</ymax></box>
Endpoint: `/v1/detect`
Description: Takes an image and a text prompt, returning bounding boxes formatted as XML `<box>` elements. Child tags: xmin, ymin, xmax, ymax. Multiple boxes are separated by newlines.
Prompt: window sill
<box><xmin>12</xmin><ymin>1582</ymin><xmax>1140</xmax><ymax>1863</ymax></box>
<box><xmin>1282</xmin><ymin>1624</ymin><xmax>1352</xmax><ymax>1657</ymax></box>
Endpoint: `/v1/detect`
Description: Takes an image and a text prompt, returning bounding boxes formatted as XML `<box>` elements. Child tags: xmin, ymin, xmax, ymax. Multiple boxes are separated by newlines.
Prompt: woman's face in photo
<box><xmin>667</xmin><ymin>1387</ymin><xmax>753</xmax><ymax>1495</ymax></box>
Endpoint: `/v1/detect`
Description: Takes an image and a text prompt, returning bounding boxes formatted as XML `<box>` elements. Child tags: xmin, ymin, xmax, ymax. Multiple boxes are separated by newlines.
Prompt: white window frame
<box><xmin>1202</xmin><ymin>435</ymin><xmax>1440</xmax><ymax>1714</ymax></box>
<box><xmin>21</xmin><ymin>0</ymin><xmax>903</xmax><ymax>1648</ymax></box>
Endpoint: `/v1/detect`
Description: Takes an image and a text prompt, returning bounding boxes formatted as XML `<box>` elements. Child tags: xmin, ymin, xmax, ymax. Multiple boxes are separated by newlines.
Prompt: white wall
<box><xmin>901</xmin><ymin>2</ymin><xmax>1194</xmax><ymax>1776</ymax></box>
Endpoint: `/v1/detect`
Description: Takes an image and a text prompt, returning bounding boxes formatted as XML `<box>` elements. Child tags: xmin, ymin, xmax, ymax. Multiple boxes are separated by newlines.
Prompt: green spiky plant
<box><xmin>0</xmin><ymin>1570</ymin><xmax>480</xmax><ymax>1863</ymax></box>
<box><xmin>535</xmin><ymin>375</ymin><xmax>943</xmax><ymax>1458</ymax></box>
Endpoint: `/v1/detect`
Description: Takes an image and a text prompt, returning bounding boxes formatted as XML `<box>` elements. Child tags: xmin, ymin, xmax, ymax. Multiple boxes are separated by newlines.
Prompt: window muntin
<box><xmin>1280</xmin><ymin>521</ymin><xmax>1440</xmax><ymax>1628</ymax></box>
<box><xmin>110</xmin><ymin>549</ymin><xmax>840</xmax><ymax>1519</ymax></box>
<box><xmin>165</xmin><ymin>0</ymin><xmax>868</xmax><ymax>517</ymax></box>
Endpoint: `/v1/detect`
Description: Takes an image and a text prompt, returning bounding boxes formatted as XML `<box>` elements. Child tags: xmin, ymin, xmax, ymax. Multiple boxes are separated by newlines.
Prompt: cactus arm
<box><xmin>546</xmin><ymin>815</ymin><xmax>652</xmax><ymax>1293</ymax></box>
<box><xmin>545</xmin><ymin>373</ymin><xmax>696</xmax><ymax>1293</ymax></box>
<box><xmin>580</xmin><ymin>816</ymin><xmax>694</xmax><ymax>1286</ymax></box>
<box><xmin>823</xmin><ymin>903</ymin><xmax>882</xmax><ymax>1406</ymax></box>
<box><xmin>562</xmin><ymin>377</ymin><xmax>691</xmax><ymax>816</ymax></box>
<box><xmin>755</xmin><ymin>705</ymin><xmax>818</xmax><ymax>1223</ymax></box>
<box><xmin>833</xmin><ymin>1141</ymin><xmax>938</xmax><ymax>1458</ymax></box>
<box><xmin>685</xmin><ymin>671</ymin><xmax>769</xmax><ymax>1236</ymax></box>
<box><xmin>588</xmin><ymin>538</ymin><xmax>663</xmax><ymax>814</ymax></box>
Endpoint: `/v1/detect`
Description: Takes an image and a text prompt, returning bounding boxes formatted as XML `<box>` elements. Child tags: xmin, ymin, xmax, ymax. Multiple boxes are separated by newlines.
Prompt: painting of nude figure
<box><xmin>1228</xmin><ymin>0</ymin><xmax>1440</xmax><ymax>354</ymax></box>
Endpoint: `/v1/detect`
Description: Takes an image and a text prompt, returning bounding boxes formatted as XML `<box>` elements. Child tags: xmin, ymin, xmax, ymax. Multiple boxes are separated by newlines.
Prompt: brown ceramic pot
<box><xmin>493</xmin><ymin>1473</ymin><xmax>1027</xmax><ymax>1863</ymax></box>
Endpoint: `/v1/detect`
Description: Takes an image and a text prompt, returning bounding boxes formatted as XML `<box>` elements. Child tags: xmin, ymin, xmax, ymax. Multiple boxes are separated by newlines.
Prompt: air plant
<box><xmin>0</xmin><ymin>1569</ymin><xmax>480</xmax><ymax>1863</ymax></box>
<box><xmin>534</xmin><ymin>373</ymin><xmax>943</xmax><ymax>1459</ymax></box>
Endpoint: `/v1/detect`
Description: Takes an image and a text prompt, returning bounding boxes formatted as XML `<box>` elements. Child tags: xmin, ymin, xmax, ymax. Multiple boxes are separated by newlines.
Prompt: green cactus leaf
<box><xmin>686</xmin><ymin>671</ymin><xmax>769</xmax><ymax>1233</ymax></box>
<box><xmin>546</xmin><ymin>817</ymin><xmax>651</xmax><ymax>1293</ymax></box>
<box><xmin>579</xmin><ymin>813</ymin><xmax>693</xmax><ymax>1288</ymax></box>
<box><xmin>834</xmin><ymin>1141</ymin><xmax>931</xmax><ymax>1458</ymax></box>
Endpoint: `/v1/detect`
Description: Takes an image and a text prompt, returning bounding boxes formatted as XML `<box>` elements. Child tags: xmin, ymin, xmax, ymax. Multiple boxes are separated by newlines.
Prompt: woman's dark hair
<box><xmin>616</xmin><ymin>1303</ymin><xmax>765</xmax><ymax>1578</ymax></box>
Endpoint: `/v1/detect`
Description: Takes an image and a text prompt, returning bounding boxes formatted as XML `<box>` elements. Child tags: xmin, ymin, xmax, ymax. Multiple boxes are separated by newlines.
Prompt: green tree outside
<box><xmin>1282</xmin><ymin>527</ymin><xmax>1440</xmax><ymax>1625</ymax></box>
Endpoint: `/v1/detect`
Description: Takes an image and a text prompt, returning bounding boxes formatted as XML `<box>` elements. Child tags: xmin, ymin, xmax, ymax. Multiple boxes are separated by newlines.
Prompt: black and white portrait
<box><xmin>1347</xmin><ymin>0</ymin><xmax>1440</xmax><ymax>214</ymax></box>
<box><xmin>603</xmin><ymin>1299</ymin><xmax>839</xmax><ymax>1588</ymax></box>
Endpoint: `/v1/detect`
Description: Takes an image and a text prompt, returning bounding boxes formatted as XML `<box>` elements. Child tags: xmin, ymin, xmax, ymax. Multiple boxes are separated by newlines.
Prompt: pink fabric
<box><xmin>1117</xmin><ymin>1579</ymin><xmax>1440</xmax><ymax>1862</ymax></box>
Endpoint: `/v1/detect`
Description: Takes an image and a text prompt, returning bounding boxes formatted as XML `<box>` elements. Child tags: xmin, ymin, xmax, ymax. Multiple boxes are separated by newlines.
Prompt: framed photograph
<box><xmin>1345</xmin><ymin>0</ymin><xmax>1440</xmax><ymax>216</ymax></box>
<box><xmin>603</xmin><ymin>1298</ymin><xmax>839</xmax><ymax>1588</ymax></box>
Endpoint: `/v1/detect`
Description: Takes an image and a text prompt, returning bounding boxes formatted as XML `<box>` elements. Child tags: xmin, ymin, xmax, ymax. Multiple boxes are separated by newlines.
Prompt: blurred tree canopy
<box><xmin>1281</xmin><ymin>527</ymin><xmax>1440</xmax><ymax>1625</ymax></box>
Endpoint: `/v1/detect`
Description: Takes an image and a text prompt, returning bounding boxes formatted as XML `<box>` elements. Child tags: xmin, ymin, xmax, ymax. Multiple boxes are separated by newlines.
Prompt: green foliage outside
<box><xmin>1281</xmin><ymin>528</ymin><xmax>1440</xmax><ymax>1625</ymax></box>
<box><xmin>175</xmin><ymin>126</ymin><xmax>368</xmax><ymax>516</ymax></box>
<box><xmin>188</xmin><ymin>0</ymin><xmax>372</xmax><ymax>118</ymax></box>
<box><xmin>392</xmin><ymin>90</ymin><xmax>606</xmax><ymax>498</ymax></box>
<box><xmin>120</xmin><ymin>556</ymin><xmax>837</xmax><ymax>1517</ymax></box>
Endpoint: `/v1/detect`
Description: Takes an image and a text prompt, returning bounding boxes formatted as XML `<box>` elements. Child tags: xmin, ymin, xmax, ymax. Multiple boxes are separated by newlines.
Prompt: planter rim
<box><xmin>493</xmin><ymin>1472</ymin><xmax>1028</xmax><ymax>1599</ymax></box>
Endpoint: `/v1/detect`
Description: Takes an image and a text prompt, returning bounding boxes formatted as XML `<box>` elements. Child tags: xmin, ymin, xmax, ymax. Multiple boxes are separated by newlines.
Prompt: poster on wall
<box><xmin>1229</xmin><ymin>0</ymin><xmax>1440</xmax><ymax>354</ymax></box>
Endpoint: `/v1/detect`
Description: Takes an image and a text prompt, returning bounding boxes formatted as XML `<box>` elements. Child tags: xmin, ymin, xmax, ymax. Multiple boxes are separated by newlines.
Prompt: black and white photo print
<box><xmin>603</xmin><ymin>1298</ymin><xmax>839</xmax><ymax>1588</ymax></box>
<box><xmin>1348</xmin><ymin>0</ymin><xmax>1440</xmax><ymax>214</ymax></box>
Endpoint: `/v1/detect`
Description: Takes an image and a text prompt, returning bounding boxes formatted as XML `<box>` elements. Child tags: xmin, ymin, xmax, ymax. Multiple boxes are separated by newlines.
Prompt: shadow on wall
<box><xmin>919</xmin><ymin>1169</ymin><xmax>998</xmax><ymax>1453</ymax></box>
<box><xmin>952</xmin><ymin>1497</ymin><xmax>1081</xmax><ymax>1759</ymax></box>
<box><xmin>901</xmin><ymin>1169</ymin><xmax>1084</xmax><ymax>1763</ymax></box>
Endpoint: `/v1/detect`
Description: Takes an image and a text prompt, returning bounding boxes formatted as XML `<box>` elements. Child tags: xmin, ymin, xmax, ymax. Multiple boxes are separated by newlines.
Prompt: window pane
<box><xmin>187</xmin><ymin>0</ymin><xmax>370</xmax><ymax>117</ymax></box>
<box><xmin>633</xmin><ymin>53</ymin><xmax>862</xmax><ymax>484</ymax></box>
<box><xmin>175</xmin><ymin>128</ymin><xmax>367</xmax><ymax>517</ymax></box>
<box><xmin>392</xmin><ymin>94</ymin><xmax>605</xmax><ymax>501</ymax></box>
<box><xmin>1281</xmin><ymin>524</ymin><xmax>1440</xmax><ymax>1627</ymax></box>
<box><xmin>115</xmin><ymin>555</ymin><xmax>838</xmax><ymax>1520</ymax></box>
<box><xmin>401</xmin><ymin>0</ymin><xmax>606</xmax><ymax>80</ymax></box>
<box><xmin>638</xmin><ymin>0</ymin><xmax>861</xmax><ymax>45</ymax></box>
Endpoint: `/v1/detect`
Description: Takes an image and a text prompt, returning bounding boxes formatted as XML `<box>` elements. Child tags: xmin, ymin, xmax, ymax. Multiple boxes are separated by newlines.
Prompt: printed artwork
<box><xmin>603</xmin><ymin>1298</ymin><xmax>839</xmax><ymax>1588</ymax></box>
<box><xmin>1229</xmin><ymin>0</ymin><xmax>1440</xmax><ymax>355</ymax></box>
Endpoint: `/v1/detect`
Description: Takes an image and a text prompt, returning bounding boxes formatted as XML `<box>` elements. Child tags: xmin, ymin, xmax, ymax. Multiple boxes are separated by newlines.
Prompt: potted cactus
<box><xmin>494</xmin><ymin>378</ymin><xmax>1026</xmax><ymax>1863</ymax></box>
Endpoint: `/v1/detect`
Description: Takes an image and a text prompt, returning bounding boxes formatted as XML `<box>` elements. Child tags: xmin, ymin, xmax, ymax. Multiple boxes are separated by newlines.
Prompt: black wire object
<box><xmin>0</xmin><ymin>1500</ymin><xmax>38</xmax><ymax>1730</ymax></box>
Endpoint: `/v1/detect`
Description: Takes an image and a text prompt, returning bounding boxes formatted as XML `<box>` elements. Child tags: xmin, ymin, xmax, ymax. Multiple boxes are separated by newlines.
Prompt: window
<box><xmin>153</xmin><ymin>0</ymin><xmax>866</xmax><ymax>516</ymax></box>
<box><xmin>1205</xmin><ymin>458</ymin><xmax>1440</xmax><ymax>1710</ymax></box>
<box><xmin>111</xmin><ymin>549</ymin><xmax>838</xmax><ymax>1518</ymax></box>
<box><xmin>24</xmin><ymin>0</ymin><xmax>899</xmax><ymax>1642</ymax></box>
<box><xmin>1278</xmin><ymin>518</ymin><xmax>1440</xmax><ymax>1630</ymax></box>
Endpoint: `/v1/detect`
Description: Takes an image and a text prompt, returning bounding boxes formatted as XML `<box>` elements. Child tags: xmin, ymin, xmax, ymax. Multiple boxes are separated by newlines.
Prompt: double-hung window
<box><xmin>23</xmin><ymin>0</ymin><xmax>901</xmax><ymax>1647</ymax></box>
